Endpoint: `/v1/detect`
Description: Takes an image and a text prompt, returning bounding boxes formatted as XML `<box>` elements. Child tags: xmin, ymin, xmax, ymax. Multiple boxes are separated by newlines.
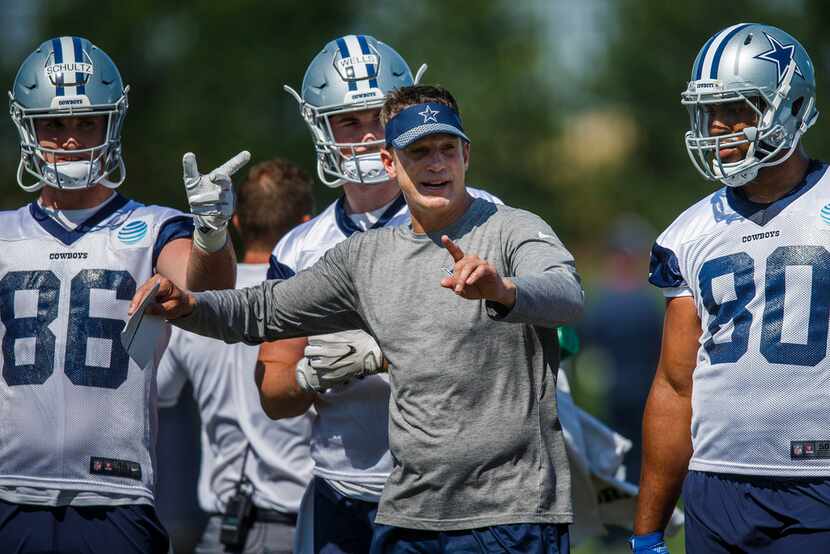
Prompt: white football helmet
<box><xmin>9</xmin><ymin>36</ymin><xmax>128</xmax><ymax>192</ymax></box>
<box><xmin>285</xmin><ymin>35</ymin><xmax>426</xmax><ymax>187</ymax></box>
<box><xmin>681</xmin><ymin>23</ymin><xmax>818</xmax><ymax>187</ymax></box>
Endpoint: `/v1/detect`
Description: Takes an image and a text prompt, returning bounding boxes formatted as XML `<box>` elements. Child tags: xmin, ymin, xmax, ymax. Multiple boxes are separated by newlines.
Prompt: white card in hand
<box><xmin>120</xmin><ymin>282</ymin><xmax>165</xmax><ymax>369</ymax></box>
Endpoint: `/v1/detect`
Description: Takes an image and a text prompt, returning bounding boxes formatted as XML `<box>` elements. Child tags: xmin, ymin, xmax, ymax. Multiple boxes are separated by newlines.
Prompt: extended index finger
<box><xmin>182</xmin><ymin>152</ymin><xmax>199</xmax><ymax>180</ymax></box>
<box><xmin>441</xmin><ymin>235</ymin><xmax>464</xmax><ymax>262</ymax></box>
<box><xmin>214</xmin><ymin>150</ymin><xmax>251</xmax><ymax>177</ymax></box>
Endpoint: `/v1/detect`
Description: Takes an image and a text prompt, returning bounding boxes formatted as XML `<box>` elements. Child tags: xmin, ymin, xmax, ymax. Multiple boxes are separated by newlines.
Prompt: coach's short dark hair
<box><xmin>236</xmin><ymin>158</ymin><xmax>313</xmax><ymax>250</ymax></box>
<box><xmin>380</xmin><ymin>85</ymin><xmax>461</xmax><ymax>126</ymax></box>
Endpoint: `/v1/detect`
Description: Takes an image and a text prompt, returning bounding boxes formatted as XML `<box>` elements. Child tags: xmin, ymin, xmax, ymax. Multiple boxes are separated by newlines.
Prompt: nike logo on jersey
<box><xmin>537</xmin><ymin>232</ymin><xmax>556</xmax><ymax>241</ymax></box>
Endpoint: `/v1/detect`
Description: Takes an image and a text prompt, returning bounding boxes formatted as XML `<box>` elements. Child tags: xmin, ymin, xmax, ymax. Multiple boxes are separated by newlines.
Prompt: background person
<box><xmin>157</xmin><ymin>158</ymin><xmax>315</xmax><ymax>554</ymax></box>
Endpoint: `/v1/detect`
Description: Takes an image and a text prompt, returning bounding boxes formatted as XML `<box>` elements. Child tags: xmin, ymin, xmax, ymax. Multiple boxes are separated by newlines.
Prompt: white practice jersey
<box><xmin>157</xmin><ymin>263</ymin><xmax>314</xmax><ymax>514</ymax></box>
<box><xmin>649</xmin><ymin>161</ymin><xmax>830</xmax><ymax>476</ymax></box>
<box><xmin>269</xmin><ymin>189</ymin><xmax>501</xmax><ymax>499</ymax></box>
<box><xmin>0</xmin><ymin>194</ymin><xmax>193</xmax><ymax>506</ymax></box>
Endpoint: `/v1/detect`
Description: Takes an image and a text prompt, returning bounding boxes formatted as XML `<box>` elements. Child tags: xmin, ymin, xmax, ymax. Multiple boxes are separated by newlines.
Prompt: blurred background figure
<box><xmin>581</xmin><ymin>214</ymin><xmax>662</xmax><ymax>485</ymax></box>
<box><xmin>156</xmin><ymin>158</ymin><xmax>315</xmax><ymax>553</ymax></box>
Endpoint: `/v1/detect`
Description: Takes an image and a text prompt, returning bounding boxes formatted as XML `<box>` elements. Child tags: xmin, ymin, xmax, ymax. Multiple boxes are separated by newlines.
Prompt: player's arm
<box><xmin>255</xmin><ymin>338</ymin><xmax>314</xmax><ymax>419</ymax></box>
<box><xmin>633</xmin><ymin>295</ymin><xmax>699</xmax><ymax>536</ymax></box>
<box><xmin>257</xmin><ymin>330</ymin><xmax>386</xmax><ymax>419</ymax></box>
<box><xmin>156</xmin><ymin>237</ymin><xmax>236</xmax><ymax>292</ymax></box>
<box><xmin>156</xmin><ymin>150</ymin><xmax>252</xmax><ymax>291</ymax></box>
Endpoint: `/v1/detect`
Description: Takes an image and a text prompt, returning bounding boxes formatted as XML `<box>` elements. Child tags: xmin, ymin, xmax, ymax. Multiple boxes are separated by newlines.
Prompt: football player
<box><xmin>256</xmin><ymin>36</ymin><xmax>500</xmax><ymax>553</ymax></box>
<box><xmin>0</xmin><ymin>37</ymin><xmax>244</xmax><ymax>552</ymax></box>
<box><xmin>157</xmin><ymin>158</ymin><xmax>316</xmax><ymax>553</ymax></box>
<box><xmin>631</xmin><ymin>23</ymin><xmax>829</xmax><ymax>553</ymax></box>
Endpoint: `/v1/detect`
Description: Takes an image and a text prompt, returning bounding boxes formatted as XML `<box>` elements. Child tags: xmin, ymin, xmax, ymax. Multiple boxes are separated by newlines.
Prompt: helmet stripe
<box><xmin>343</xmin><ymin>35</ymin><xmax>370</xmax><ymax>91</ymax></box>
<box><xmin>51</xmin><ymin>38</ymin><xmax>65</xmax><ymax>96</ymax></box>
<box><xmin>335</xmin><ymin>37</ymin><xmax>358</xmax><ymax>92</ymax></box>
<box><xmin>72</xmin><ymin>37</ymin><xmax>85</xmax><ymax>95</ymax></box>
<box><xmin>60</xmin><ymin>36</ymin><xmax>78</xmax><ymax>96</ymax></box>
<box><xmin>709</xmin><ymin>23</ymin><xmax>752</xmax><ymax>79</ymax></box>
<box><xmin>357</xmin><ymin>35</ymin><xmax>379</xmax><ymax>89</ymax></box>
<box><xmin>699</xmin><ymin>23</ymin><xmax>751</xmax><ymax>81</ymax></box>
<box><xmin>694</xmin><ymin>33</ymin><xmax>718</xmax><ymax>80</ymax></box>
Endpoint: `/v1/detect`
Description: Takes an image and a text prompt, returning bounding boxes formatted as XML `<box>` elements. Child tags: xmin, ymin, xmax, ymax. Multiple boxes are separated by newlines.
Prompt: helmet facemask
<box><xmin>10</xmin><ymin>94</ymin><xmax>128</xmax><ymax>192</ymax></box>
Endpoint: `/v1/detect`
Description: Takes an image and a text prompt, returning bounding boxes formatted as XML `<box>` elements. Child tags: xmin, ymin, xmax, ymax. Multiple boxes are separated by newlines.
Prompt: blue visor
<box><xmin>384</xmin><ymin>103</ymin><xmax>470</xmax><ymax>149</ymax></box>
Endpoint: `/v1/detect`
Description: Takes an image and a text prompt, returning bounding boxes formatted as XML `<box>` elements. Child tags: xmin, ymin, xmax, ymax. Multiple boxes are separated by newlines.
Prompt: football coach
<box><xmin>133</xmin><ymin>85</ymin><xmax>583</xmax><ymax>554</ymax></box>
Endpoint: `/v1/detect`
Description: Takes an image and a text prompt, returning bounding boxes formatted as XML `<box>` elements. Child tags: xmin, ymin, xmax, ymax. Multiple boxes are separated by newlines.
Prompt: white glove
<box><xmin>183</xmin><ymin>150</ymin><xmax>251</xmax><ymax>252</ymax></box>
<box><xmin>296</xmin><ymin>330</ymin><xmax>385</xmax><ymax>393</ymax></box>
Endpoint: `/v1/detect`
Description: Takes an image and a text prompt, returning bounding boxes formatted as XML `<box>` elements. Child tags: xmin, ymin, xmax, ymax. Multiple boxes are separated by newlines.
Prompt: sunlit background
<box><xmin>1</xmin><ymin>1</ymin><xmax>825</xmax><ymax>552</ymax></box>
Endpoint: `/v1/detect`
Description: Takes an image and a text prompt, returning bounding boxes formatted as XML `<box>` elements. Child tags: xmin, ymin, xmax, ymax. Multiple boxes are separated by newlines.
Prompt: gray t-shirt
<box><xmin>175</xmin><ymin>197</ymin><xmax>584</xmax><ymax>530</ymax></box>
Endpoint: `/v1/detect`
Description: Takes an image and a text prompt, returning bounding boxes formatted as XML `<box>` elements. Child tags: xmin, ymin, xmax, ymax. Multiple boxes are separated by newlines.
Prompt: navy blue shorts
<box><xmin>683</xmin><ymin>470</ymin><xmax>830</xmax><ymax>553</ymax></box>
<box><xmin>0</xmin><ymin>499</ymin><xmax>169</xmax><ymax>553</ymax></box>
<box><xmin>312</xmin><ymin>476</ymin><xmax>379</xmax><ymax>553</ymax></box>
<box><xmin>369</xmin><ymin>522</ymin><xmax>570</xmax><ymax>554</ymax></box>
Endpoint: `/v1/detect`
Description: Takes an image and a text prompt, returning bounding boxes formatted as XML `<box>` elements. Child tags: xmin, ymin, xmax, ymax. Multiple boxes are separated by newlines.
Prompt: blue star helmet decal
<box><xmin>754</xmin><ymin>32</ymin><xmax>804</xmax><ymax>85</ymax></box>
<box><xmin>418</xmin><ymin>105</ymin><xmax>439</xmax><ymax>123</ymax></box>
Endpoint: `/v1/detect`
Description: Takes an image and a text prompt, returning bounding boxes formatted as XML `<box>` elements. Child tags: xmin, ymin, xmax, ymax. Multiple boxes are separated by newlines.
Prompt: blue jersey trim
<box><xmin>152</xmin><ymin>215</ymin><xmax>194</xmax><ymax>269</ymax></box>
<box><xmin>726</xmin><ymin>160</ymin><xmax>828</xmax><ymax>226</ymax></box>
<box><xmin>649</xmin><ymin>243</ymin><xmax>686</xmax><ymax>289</ymax></box>
<box><xmin>333</xmin><ymin>193</ymin><xmax>406</xmax><ymax>237</ymax></box>
<box><xmin>29</xmin><ymin>193</ymin><xmax>130</xmax><ymax>246</ymax></box>
<box><xmin>267</xmin><ymin>255</ymin><xmax>296</xmax><ymax>280</ymax></box>
<box><xmin>710</xmin><ymin>24</ymin><xmax>751</xmax><ymax>79</ymax></box>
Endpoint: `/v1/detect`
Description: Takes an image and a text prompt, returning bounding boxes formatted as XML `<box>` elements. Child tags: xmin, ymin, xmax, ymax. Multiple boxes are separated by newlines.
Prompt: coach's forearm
<box><xmin>633</xmin><ymin>376</ymin><xmax>693</xmax><ymax>535</ymax></box>
<box><xmin>488</xmin><ymin>268</ymin><xmax>583</xmax><ymax>327</ymax></box>
<box><xmin>173</xmin><ymin>285</ymin><xmax>271</xmax><ymax>344</ymax></box>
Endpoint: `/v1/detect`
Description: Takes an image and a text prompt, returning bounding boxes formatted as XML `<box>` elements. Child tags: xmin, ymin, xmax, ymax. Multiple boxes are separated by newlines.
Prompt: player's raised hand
<box><xmin>183</xmin><ymin>150</ymin><xmax>251</xmax><ymax>233</ymax></box>
<box><xmin>440</xmin><ymin>235</ymin><xmax>516</xmax><ymax>307</ymax></box>
<box><xmin>129</xmin><ymin>274</ymin><xmax>196</xmax><ymax>320</ymax></box>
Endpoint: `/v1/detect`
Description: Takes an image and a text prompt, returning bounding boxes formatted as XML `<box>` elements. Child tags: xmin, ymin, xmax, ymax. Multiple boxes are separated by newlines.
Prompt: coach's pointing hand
<box><xmin>129</xmin><ymin>275</ymin><xmax>196</xmax><ymax>320</ymax></box>
<box><xmin>440</xmin><ymin>235</ymin><xmax>516</xmax><ymax>307</ymax></box>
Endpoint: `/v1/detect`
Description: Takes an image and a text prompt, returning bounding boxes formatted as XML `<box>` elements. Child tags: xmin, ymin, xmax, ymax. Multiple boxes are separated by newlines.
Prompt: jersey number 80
<box><xmin>700</xmin><ymin>245</ymin><xmax>830</xmax><ymax>367</ymax></box>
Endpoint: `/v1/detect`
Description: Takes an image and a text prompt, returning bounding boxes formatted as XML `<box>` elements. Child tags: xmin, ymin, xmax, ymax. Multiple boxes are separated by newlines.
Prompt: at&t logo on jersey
<box><xmin>819</xmin><ymin>203</ymin><xmax>830</xmax><ymax>226</ymax></box>
<box><xmin>116</xmin><ymin>220</ymin><xmax>148</xmax><ymax>245</ymax></box>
